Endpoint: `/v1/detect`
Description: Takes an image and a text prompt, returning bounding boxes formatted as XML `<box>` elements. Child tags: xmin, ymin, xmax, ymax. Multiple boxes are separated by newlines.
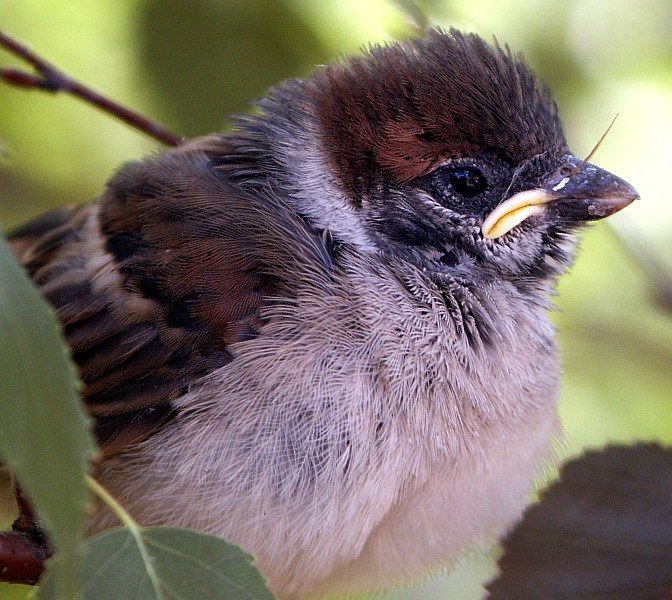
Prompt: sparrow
<box><xmin>7</xmin><ymin>29</ymin><xmax>638</xmax><ymax>599</ymax></box>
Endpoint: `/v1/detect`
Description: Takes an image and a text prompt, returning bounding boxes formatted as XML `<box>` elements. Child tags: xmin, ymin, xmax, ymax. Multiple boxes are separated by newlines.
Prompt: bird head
<box><xmin>291</xmin><ymin>29</ymin><xmax>638</xmax><ymax>287</ymax></box>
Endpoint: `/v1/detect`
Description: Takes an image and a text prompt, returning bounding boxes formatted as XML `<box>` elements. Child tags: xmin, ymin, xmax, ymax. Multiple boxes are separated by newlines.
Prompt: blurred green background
<box><xmin>1</xmin><ymin>1</ymin><xmax>671</xmax><ymax>598</ymax></box>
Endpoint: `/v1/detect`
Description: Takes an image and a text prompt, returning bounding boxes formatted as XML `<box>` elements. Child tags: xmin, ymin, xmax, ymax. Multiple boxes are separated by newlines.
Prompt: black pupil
<box><xmin>449</xmin><ymin>168</ymin><xmax>486</xmax><ymax>197</ymax></box>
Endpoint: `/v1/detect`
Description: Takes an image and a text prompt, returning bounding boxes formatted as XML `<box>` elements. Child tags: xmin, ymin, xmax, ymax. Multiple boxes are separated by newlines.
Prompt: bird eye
<box><xmin>428</xmin><ymin>164</ymin><xmax>490</xmax><ymax>210</ymax></box>
<box><xmin>448</xmin><ymin>167</ymin><xmax>487</xmax><ymax>198</ymax></box>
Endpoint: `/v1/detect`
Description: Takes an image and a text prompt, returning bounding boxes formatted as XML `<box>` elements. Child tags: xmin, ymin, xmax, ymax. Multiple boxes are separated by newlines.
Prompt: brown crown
<box><xmin>307</xmin><ymin>29</ymin><xmax>568</xmax><ymax>197</ymax></box>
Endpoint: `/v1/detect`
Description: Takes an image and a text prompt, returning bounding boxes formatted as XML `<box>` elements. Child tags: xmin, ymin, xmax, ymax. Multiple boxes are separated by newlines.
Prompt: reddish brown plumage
<box><xmin>309</xmin><ymin>30</ymin><xmax>567</xmax><ymax>197</ymax></box>
<box><xmin>7</xmin><ymin>141</ymin><xmax>332</xmax><ymax>455</ymax></box>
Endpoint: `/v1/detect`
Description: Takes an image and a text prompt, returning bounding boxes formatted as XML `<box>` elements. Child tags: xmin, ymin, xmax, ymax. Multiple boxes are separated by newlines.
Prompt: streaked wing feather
<box><xmin>7</xmin><ymin>140</ymin><xmax>332</xmax><ymax>456</ymax></box>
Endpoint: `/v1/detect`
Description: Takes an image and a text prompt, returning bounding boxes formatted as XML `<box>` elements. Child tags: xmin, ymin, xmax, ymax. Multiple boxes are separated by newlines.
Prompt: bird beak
<box><xmin>481</xmin><ymin>157</ymin><xmax>639</xmax><ymax>239</ymax></box>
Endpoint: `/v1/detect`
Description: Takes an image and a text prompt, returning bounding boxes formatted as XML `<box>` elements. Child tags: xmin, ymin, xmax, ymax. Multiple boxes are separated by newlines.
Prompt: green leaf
<box><xmin>0</xmin><ymin>234</ymin><xmax>95</xmax><ymax>598</ymax></box>
<box><xmin>38</xmin><ymin>526</ymin><xmax>276</xmax><ymax>600</ymax></box>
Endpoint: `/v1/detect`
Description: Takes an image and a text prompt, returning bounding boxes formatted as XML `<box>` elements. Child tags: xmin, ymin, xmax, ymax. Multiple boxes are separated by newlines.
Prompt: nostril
<box><xmin>558</xmin><ymin>164</ymin><xmax>573</xmax><ymax>178</ymax></box>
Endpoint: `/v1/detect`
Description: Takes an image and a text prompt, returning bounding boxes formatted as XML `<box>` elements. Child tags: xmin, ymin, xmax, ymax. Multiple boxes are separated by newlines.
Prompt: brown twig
<box><xmin>0</xmin><ymin>31</ymin><xmax>182</xmax><ymax>147</ymax></box>
<box><xmin>0</xmin><ymin>531</ymin><xmax>50</xmax><ymax>585</ymax></box>
<box><xmin>0</xmin><ymin>485</ymin><xmax>51</xmax><ymax>586</ymax></box>
<box><xmin>12</xmin><ymin>485</ymin><xmax>40</xmax><ymax>536</ymax></box>
<box><xmin>393</xmin><ymin>0</ymin><xmax>431</xmax><ymax>35</ymax></box>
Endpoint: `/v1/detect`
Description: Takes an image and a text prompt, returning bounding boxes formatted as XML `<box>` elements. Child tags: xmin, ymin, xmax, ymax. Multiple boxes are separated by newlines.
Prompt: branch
<box><xmin>0</xmin><ymin>31</ymin><xmax>182</xmax><ymax>147</ymax></box>
<box><xmin>0</xmin><ymin>485</ymin><xmax>51</xmax><ymax>586</ymax></box>
<box><xmin>12</xmin><ymin>485</ymin><xmax>37</xmax><ymax>533</ymax></box>
<box><xmin>0</xmin><ymin>531</ymin><xmax>50</xmax><ymax>585</ymax></box>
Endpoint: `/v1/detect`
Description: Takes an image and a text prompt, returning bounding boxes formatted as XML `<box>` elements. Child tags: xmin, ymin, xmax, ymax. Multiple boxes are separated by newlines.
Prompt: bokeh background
<box><xmin>1</xmin><ymin>1</ymin><xmax>671</xmax><ymax>598</ymax></box>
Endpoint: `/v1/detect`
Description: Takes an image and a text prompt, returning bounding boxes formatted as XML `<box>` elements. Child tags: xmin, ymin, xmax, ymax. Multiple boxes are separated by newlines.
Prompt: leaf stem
<box><xmin>86</xmin><ymin>476</ymin><xmax>164</xmax><ymax>599</ymax></box>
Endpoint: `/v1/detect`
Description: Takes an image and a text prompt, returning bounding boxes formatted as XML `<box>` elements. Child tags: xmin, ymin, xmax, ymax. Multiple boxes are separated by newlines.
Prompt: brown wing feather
<box><xmin>7</xmin><ymin>138</ymin><xmax>333</xmax><ymax>457</ymax></box>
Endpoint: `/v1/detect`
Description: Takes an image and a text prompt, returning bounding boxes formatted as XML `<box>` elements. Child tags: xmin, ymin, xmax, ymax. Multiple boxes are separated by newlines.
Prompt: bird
<box><xmin>7</xmin><ymin>29</ymin><xmax>638</xmax><ymax>600</ymax></box>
